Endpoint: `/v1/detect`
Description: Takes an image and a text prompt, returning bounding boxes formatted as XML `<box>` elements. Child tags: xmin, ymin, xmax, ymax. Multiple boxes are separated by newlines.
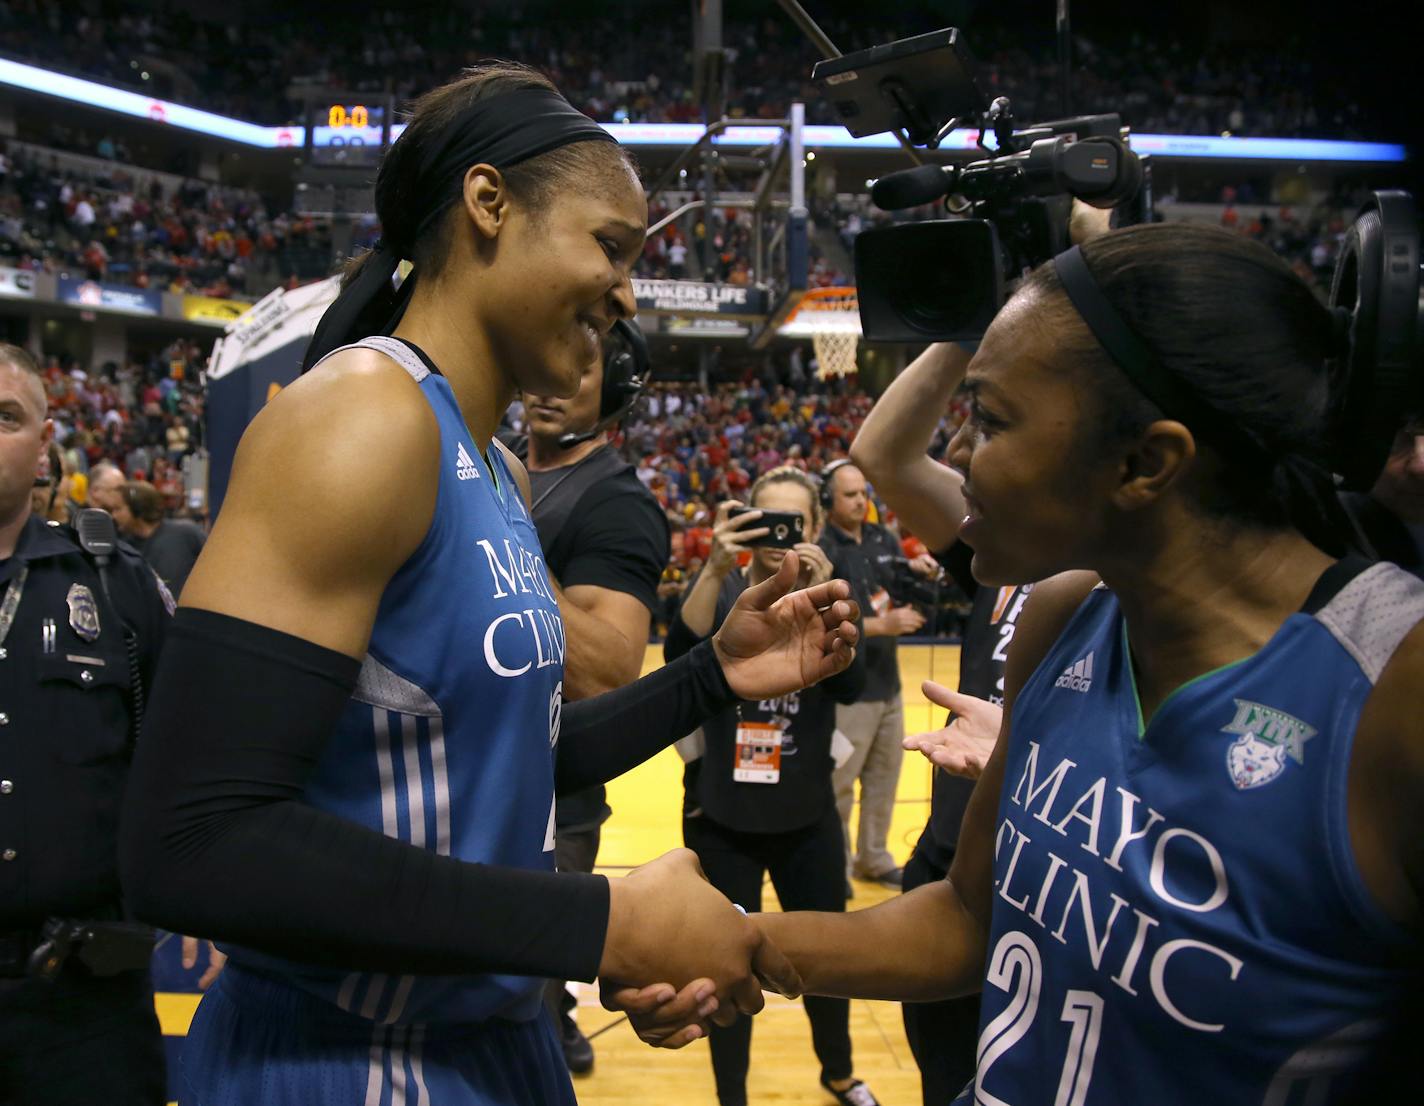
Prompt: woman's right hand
<box><xmin>707</xmin><ymin>500</ymin><xmax>769</xmax><ymax>576</ymax></box>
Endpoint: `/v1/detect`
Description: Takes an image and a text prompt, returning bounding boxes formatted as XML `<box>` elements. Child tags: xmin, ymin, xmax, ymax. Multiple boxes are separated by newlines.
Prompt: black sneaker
<box><xmin>822</xmin><ymin>1076</ymin><xmax>881</xmax><ymax>1106</ymax></box>
<box><xmin>560</xmin><ymin>1013</ymin><xmax>594</xmax><ymax>1075</ymax></box>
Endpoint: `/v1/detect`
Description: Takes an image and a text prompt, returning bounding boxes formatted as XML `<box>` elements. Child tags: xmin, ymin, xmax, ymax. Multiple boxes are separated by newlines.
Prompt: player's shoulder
<box><xmin>1004</xmin><ymin>571</ymin><xmax>1102</xmax><ymax>700</ymax></box>
<box><xmin>220</xmin><ymin>345</ymin><xmax>441</xmax><ymax>572</ymax></box>
<box><xmin>263</xmin><ymin>342</ymin><xmax>436</xmax><ymax>443</ymax></box>
<box><xmin>239</xmin><ymin>345</ymin><xmax>438</xmax><ymax>499</ymax></box>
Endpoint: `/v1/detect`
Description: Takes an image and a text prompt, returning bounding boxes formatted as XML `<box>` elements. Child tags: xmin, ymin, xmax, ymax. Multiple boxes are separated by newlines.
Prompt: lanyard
<box><xmin>0</xmin><ymin>566</ymin><xmax>28</xmax><ymax>648</ymax></box>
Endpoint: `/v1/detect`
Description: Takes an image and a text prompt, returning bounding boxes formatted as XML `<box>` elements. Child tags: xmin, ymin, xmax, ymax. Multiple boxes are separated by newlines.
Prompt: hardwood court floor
<box><xmin>567</xmin><ymin>642</ymin><xmax>962</xmax><ymax>1106</ymax></box>
<box><xmin>155</xmin><ymin>642</ymin><xmax>963</xmax><ymax>1106</ymax></box>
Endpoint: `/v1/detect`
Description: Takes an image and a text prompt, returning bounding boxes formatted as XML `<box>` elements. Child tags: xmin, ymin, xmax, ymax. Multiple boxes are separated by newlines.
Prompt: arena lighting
<box><xmin>0</xmin><ymin>56</ymin><xmax>1409</xmax><ymax>163</ymax></box>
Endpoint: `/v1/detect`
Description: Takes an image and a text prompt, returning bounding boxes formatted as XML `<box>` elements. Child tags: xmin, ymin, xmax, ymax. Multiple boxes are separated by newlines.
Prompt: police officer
<box><xmin>0</xmin><ymin>342</ymin><xmax>172</xmax><ymax>1105</ymax></box>
<box><xmin>504</xmin><ymin>321</ymin><xmax>670</xmax><ymax>1074</ymax></box>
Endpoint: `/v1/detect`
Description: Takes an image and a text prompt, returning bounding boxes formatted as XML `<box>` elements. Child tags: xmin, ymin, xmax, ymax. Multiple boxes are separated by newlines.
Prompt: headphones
<box><xmin>819</xmin><ymin>458</ymin><xmax>855</xmax><ymax>508</ymax></box>
<box><xmin>558</xmin><ymin>318</ymin><xmax>652</xmax><ymax>449</ymax></box>
<box><xmin>1327</xmin><ymin>190</ymin><xmax>1422</xmax><ymax>490</ymax></box>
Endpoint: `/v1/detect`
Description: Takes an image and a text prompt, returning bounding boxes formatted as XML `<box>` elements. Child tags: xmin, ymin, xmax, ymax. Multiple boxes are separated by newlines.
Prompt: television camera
<box><xmin>811</xmin><ymin>28</ymin><xmax>1420</xmax><ymax>491</ymax></box>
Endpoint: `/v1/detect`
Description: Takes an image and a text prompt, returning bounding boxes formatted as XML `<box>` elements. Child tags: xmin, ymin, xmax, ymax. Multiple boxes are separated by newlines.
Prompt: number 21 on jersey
<box><xmin>975</xmin><ymin>930</ymin><xmax>1104</xmax><ymax>1106</ymax></box>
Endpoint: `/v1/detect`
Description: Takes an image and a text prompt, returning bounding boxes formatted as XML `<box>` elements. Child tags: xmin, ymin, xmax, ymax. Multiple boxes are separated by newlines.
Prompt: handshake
<box><xmin>596</xmin><ymin>848</ymin><xmax>801</xmax><ymax>1049</ymax></box>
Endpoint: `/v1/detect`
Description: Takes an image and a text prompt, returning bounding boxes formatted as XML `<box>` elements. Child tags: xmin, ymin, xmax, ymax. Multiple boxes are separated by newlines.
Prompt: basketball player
<box><xmin>613</xmin><ymin>223</ymin><xmax>1424</xmax><ymax>1104</ymax></box>
<box><xmin>117</xmin><ymin>63</ymin><xmax>858</xmax><ymax>1105</ymax></box>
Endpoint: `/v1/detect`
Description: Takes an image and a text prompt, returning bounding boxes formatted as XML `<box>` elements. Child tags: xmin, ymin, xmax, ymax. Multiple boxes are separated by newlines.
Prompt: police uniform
<box><xmin>0</xmin><ymin>514</ymin><xmax>172</xmax><ymax>1105</ymax></box>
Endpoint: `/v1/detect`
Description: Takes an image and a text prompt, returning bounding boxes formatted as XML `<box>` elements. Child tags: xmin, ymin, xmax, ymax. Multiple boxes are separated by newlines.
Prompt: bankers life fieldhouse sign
<box><xmin>632</xmin><ymin>278</ymin><xmax>768</xmax><ymax>319</ymax></box>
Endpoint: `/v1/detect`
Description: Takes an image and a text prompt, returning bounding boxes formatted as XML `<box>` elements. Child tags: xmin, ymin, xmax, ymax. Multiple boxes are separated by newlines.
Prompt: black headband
<box><xmin>301</xmin><ymin>87</ymin><xmax>616</xmax><ymax>374</ymax></box>
<box><xmin>1052</xmin><ymin>245</ymin><xmax>1262</xmax><ymax>462</ymax></box>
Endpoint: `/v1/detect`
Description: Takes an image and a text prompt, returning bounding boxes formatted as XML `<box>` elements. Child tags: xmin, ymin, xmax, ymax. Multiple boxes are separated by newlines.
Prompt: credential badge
<box><xmin>1222</xmin><ymin>698</ymin><xmax>1316</xmax><ymax>790</ymax></box>
<box><xmin>66</xmin><ymin>583</ymin><xmax>101</xmax><ymax>642</ymax></box>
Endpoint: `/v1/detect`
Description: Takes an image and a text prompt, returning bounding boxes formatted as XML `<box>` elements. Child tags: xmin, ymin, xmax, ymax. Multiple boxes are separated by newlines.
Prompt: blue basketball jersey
<box><xmin>223</xmin><ymin>336</ymin><xmax>566</xmax><ymax>1026</ymax></box>
<box><xmin>957</xmin><ymin>561</ymin><xmax>1424</xmax><ymax>1106</ymax></box>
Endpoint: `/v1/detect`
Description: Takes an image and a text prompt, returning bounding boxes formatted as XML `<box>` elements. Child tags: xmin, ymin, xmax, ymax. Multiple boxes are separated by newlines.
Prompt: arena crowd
<box><xmin>0</xmin><ymin>0</ymin><xmax>1378</xmax><ymax>139</ymax></box>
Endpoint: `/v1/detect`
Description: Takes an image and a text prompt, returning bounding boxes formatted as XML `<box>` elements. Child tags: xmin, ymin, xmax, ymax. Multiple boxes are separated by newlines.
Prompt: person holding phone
<box><xmin>666</xmin><ymin>467</ymin><xmax>879</xmax><ymax>1106</ymax></box>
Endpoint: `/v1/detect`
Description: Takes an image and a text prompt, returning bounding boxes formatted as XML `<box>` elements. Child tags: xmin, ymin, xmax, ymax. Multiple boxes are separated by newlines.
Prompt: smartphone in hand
<box><xmin>728</xmin><ymin>507</ymin><xmax>805</xmax><ymax>549</ymax></box>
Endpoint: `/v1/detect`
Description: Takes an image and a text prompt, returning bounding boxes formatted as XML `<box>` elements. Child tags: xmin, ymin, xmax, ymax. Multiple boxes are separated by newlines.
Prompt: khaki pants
<box><xmin>833</xmin><ymin>694</ymin><xmax>905</xmax><ymax>880</ymax></box>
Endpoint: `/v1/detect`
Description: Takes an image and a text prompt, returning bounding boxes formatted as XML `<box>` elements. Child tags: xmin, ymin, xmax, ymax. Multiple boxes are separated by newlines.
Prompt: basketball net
<box><xmin>795</xmin><ymin>288</ymin><xmax>860</xmax><ymax>379</ymax></box>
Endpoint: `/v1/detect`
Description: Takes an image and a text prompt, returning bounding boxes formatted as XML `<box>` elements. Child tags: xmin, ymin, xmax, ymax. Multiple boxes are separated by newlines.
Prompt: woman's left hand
<box><xmin>793</xmin><ymin>542</ymin><xmax>834</xmax><ymax>588</ymax></box>
<box><xmin>713</xmin><ymin>550</ymin><xmax>860</xmax><ymax>700</ymax></box>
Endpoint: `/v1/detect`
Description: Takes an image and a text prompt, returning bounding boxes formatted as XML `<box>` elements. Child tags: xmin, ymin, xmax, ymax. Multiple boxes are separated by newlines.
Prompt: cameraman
<box><xmin>508</xmin><ymin>331</ymin><xmax>670</xmax><ymax>1075</ymax></box>
<box><xmin>0</xmin><ymin>343</ymin><xmax>173</xmax><ymax>1105</ymax></box>
<box><xmin>666</xmin><ymin>469</ymin><xmax>878</xmax><ymax>1106</ymax></box>
<box><xmin>817</xmin><ymin>459</ymin><xmax>929</xmax><ymax>891</ymax></box>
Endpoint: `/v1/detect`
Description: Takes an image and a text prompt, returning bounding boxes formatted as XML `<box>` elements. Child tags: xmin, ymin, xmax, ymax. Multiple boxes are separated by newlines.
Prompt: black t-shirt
<box><xmin>665</xmin><ymin>569</ymin><xmax>866</xmax><ymax>833</ymax></box>
<box><xmin>132</xmin><ymin>517</ymin><xmax>205</xmax><ymax>596</ymax></box>
<box><xmin>915</xmin><ymin>540</ymin><xmax>1035</xmax><ymax>872</ymax></box>
<box><xmin>522</xmin><ymin>444</ymin><xmax>670</xmax><ymax>832</ymax></box>
<box><xmin>530</xmin><ymin>468</ymin><xmax>669</xmax><ymax>613</ymax></box>
<box><xmin>819</xmin><ymin>521</ymin><xmax>904</xmax><ymax>701</ymax></box>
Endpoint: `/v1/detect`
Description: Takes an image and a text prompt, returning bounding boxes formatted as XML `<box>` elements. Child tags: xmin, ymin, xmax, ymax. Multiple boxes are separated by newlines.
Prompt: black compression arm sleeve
<box><xmin>118</xmin><ymin>609</ymin><xmax>610</xmax><ymax>982</ymax></box>
<box><xmin>556</xmin><ymin>638</ymin><xmax>734</xmax><ymax>794</ymax></box>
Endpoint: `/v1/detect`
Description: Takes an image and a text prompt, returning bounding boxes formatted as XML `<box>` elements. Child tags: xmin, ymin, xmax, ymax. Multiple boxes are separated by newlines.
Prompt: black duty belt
<box><xmin>0</xmin><ymin>918</ymin><xmax>154</xmax><ymax>979</ymax></box>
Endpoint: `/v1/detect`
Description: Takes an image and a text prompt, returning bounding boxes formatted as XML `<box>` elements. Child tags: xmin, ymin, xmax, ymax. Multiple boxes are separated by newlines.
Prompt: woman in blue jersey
<box><xmin>616</xmin><ymin>222</ymin><xmax>1424</xmax><ymax>1104</ymax></box>
<box><xmin>117</xmin><ymin>62</ymin><xmax>861</xmax><ymax>1104</ymax></box>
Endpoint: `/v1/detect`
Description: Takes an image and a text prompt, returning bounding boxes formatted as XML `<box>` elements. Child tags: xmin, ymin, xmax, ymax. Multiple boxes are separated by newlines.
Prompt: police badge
<box><xmin>66</xmin><ymin>583</ymin><xmax>101</xmax><ymax>642</ymax></box>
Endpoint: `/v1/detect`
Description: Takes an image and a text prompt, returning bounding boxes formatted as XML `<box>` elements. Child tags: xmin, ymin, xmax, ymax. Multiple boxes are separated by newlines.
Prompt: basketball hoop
<box><xmin>789</xmin><ymin>287</ymin><xmax>861</xmax><ymax>379</ymax></box>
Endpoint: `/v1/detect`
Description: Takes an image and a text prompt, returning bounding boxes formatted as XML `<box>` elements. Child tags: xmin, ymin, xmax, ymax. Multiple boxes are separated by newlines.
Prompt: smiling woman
<box><xmin>116</xmin><ymin>59</ymin><xmax>863</xmax><ymax>1106</ymax></box>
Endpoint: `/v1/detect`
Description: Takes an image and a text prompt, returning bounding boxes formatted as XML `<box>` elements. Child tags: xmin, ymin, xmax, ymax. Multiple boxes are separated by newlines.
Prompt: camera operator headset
<box><xmin>504</xmin><ymin>317</ymin><xmax>672</xmax><ymax>1075</ymax></box>
<box><xmin>815</xmin><ymin>457</ymin><xmax>924</xmax><ymax>892</ymax></box>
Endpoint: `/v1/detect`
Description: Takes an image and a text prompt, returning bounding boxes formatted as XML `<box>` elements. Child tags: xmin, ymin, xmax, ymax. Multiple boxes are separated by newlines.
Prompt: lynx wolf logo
<box><xmin>1223</xmin><ymin>698</ymin><xmax>1316</xmax><ymax>790</ymax></box>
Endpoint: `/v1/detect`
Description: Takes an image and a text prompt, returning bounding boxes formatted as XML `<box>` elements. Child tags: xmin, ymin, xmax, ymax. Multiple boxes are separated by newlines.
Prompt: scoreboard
<box><xmin>289</xmin><ymin>86</ymin><xmax>396</xmax><ymax>170</ymax></box>
<box><xmin>289</xmin><ymin>87</ymin><xmax>396</xmax><ymax>217</ymax></box>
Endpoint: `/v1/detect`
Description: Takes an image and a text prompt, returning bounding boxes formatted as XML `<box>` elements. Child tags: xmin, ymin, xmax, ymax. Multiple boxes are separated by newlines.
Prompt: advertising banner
<box><xmin>183</xmin><ymin>295</ymin><xmax>252</xmax><ymax>326</ymax></box>
<box><xmin>57</xmin><ymin>277</ymin><xmax>161</xmax><ymax>316</ymax></box>
<box><xmin>0</xmin><ymin>266</ymin><xmax>36</xmax><ymax>298</ymax></box>
<box><xmin>632</xmin><ymin>278</ymin><xmax>768</xmax><ymax>317</ymax></box>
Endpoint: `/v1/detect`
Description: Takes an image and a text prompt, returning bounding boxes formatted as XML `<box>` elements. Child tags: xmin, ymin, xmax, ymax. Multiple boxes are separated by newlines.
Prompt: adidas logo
<box><xmin>456</xmin><ymin>441</ymin><xmax>481</xmax><ymax>482</ymax></box>
<box><xmin>1054</xmin><ymin>652</ymin><xmax>1094</xmax><ymax>693</ymax></box>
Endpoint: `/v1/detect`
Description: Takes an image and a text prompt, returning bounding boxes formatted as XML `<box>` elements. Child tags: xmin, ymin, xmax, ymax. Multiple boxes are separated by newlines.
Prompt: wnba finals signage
<box><xmin>632</xmin><ymin>278</ymin><xmax>768</xmax><ymax>318</ymax></box>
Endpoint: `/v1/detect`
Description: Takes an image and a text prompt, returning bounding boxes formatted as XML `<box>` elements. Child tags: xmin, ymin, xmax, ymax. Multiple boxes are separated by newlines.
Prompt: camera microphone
<box><xmin>870</xmin><ymin>135</ymin><xmax>1142</xmax><ymax>214</ymax></box>
<box><xmin>871</xmin><ymin>164</ymin><xmax>957</xmax><ymax>211</ymax></box>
